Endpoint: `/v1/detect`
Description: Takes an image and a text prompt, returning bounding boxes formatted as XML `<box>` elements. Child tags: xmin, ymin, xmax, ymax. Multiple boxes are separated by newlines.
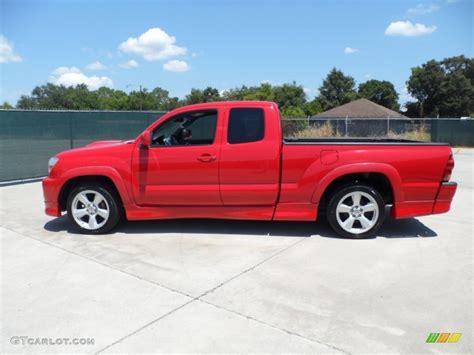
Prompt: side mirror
<box><xmin>140</xmin><ymin>131</ymin><xmax>151</xmax><ymax>148</ymax></box>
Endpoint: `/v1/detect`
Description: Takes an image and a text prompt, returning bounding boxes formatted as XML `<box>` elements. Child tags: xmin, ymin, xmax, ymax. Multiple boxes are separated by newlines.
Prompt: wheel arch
<box><xmin>59</xmin><ymin>169</ymin><xmax>130</xmax><ymax>211</ymax></box>
<box><xmin>312</xmin><ymin>163</ymin><xmax>403</xmax><ymax>212</ymax></box>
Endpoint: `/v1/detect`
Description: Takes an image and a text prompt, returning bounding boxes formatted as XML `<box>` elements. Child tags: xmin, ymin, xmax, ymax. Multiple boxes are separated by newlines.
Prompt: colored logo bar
<box><xmin>426</xmin><ymin>333</ymin><xmax>462</xmax><ymax>343</ymax></box>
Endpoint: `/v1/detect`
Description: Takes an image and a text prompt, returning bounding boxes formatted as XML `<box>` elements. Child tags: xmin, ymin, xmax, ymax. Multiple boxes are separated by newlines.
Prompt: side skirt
<box><xmin>126</xmin><ymin>205</ymin><xmax>275</xmax><ymax>221</ymax></box>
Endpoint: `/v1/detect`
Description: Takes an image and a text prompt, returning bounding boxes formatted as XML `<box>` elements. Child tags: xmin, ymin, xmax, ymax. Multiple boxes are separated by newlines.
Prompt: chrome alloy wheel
<box><xmin>71</xmin><ymin>190</ymin><xmax>110</xmax><ymax>230</ymax></box>
<box><xmin>335</xmin><ymin>191</ymin><xmax>379</xmax><ymax>235</ymax></box>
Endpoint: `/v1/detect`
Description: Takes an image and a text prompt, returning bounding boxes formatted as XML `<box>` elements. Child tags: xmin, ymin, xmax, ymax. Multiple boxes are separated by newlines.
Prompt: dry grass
<box><xmin>290</xmin><ymin>121</ymin><xmax>341</xmax><ymax>138</ymax></box>
<box><xmin>388</xmin><ymin>124</ymin><xmax>430</xmax><ymax>142</ymax></box>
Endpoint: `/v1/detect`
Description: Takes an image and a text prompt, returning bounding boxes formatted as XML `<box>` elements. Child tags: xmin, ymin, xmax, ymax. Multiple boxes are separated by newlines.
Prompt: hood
<box><xmin>85</xmin><ymin>140</ymin><xmax>125</xmax><ymax>147</ymax></box>
<box><xmin>56</xmin><ymin>139</ymin><xmax>134</xmax><ymax>158</ymax></box>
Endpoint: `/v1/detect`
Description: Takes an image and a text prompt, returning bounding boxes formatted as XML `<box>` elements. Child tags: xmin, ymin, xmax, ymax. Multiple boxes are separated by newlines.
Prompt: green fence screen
<box><xmin>431</xmin><ymin>119</ymin><xmax>474</xmax><ymax>146</ymax></box>
<box><xmin>0</xmin><ymin>110</ymin><xmax>165</xmax><ymax>181</ymax></box>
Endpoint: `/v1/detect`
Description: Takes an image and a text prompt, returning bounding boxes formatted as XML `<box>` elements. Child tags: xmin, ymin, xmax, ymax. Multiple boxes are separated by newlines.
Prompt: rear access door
<box><xmin>218</xmin><ymin>105</ymin><xmax>281</xmax><ymax>205</ymax></box>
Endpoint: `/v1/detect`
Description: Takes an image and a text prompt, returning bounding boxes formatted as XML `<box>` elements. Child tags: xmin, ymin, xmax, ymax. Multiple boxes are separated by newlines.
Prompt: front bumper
<box><xmin>42</xmin><ymin>177</ymin><xmax>62</xmax><ymax>217</ymax></box>
<box><xmin>432</xmin><ymin>182</ymin><xmax>457</xmax><ymax>214</ymax></box>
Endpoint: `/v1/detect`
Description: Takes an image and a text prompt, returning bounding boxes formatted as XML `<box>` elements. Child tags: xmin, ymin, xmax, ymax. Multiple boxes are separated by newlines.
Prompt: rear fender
<box><xmin>310</xmin><ymin>163</ymin><xmax>404</xmax><ymax>204</ymax></box>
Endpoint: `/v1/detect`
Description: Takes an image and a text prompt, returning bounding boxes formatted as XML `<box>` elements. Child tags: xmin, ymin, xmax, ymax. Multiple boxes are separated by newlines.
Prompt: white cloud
<box><xmin>49</xmin><ymin>66</ymin><xmax>113</xmax><ymax>90</ymax></box>
<box><xmin>119</xmin><ymin>59</ymin><xmax>139</xmax><ymax>69</ymax></box>
<box><xmin>163</xmin><ymin>60</ymin><xmax>190</xmax><ymax>72</ymax></box>
<box><xmin>86</xmin><ymin>61</ymin><xmax>107</xmax><ymax>70</ymax></box>
<box><xmin>303</xmin><ymin>87</ymin><xmax>311</xmax><ymax>95</ymax></box>
<box><xmin>385</xmin><ymin>21</ymin><xmax>437</xmax><ymax>36</ymax></box>
<box><xmin>0</xmin><ymin>35</ymin><xmax>22</xmax><ymax>63</ymax></box>
<box><xmin>119</xmin><ymin>28</ymin><xmax>187</xmax><ymax>61</ymax></box>
<box><xmin>365</xmin><ymin>73</ymin><xmax>372</xmax><ymax>79</ymax></box>
<box><xmin>407</xmin><ymin>4</ymin><xmax>440</xmax><ymax>15</ymax></box>
<box><xmin>344</xmin><ymin>47</ymin><xmax>359</xmax><ymax>54</ymax></box>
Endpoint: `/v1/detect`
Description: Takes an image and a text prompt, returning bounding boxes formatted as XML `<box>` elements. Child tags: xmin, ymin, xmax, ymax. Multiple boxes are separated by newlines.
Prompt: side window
<box><xmin>228</xmin><ymin>108</ymin><xmax>265</xmax><ymax>144</ymax></box>
<box><xmin>151</xmin><ymin>110</ymin><xmax>217</xmax><ymax>147</ymax></box>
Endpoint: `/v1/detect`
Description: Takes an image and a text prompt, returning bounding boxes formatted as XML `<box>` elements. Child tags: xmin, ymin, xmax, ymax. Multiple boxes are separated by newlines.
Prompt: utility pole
<box><xmin>126</xmin><ymin>84</ymin><xmax>143</xmax><ymax>111</ymax></box>
<box><xmin>139</xmin><ymin>85</ymin><xmax>143</xmax><ymax>111</ymax></box>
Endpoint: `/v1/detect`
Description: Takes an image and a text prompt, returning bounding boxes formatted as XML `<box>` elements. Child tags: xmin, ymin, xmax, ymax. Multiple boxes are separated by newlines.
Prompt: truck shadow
<box><xmin>44</xmin><ymin>215</ymin><xmax>437</xmax><ymax>239</ymax></box>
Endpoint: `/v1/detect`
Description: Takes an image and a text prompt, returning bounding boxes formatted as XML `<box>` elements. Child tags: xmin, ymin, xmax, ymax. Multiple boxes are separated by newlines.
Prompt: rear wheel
<box><xmin>67</xmin><ymin>184</ymin><xmax>121</xmax><ymax>234</ymax></box>
<box><xmin>326</xmin><ymin>184</ymin><xmax>385</xmax><ymax>239</ymax></box>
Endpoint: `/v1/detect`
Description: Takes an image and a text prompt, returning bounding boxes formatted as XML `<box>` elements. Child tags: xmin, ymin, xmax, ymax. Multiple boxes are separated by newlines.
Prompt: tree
<box><xmin>16</xmin><ymin>95</ymin><xmax>37</xmax><ymax>109</ymax></box>
<box><xmin>221</xmin><ymin>86</ymin><xmax>254</xmax><ymax>100</ymax></box>
<box><xmin>0</xmin><ymin>102</ymin><xmax>14</xmax><ymax>109</ymax></box>
<box><xmin>150</xmin><ymin>87</ymin><xmax>181</xmax><ymax>111</ymax></box>
<box><xmin>241</xmin><ymin>83</ymin><xmax>274</xmax><ymax>101</ymax></box>
<box><xmin>407</xmin><ymin>60</ymin><xmax>445</xmax><ymax>117</ymax></box>
<box><xmin>185</xmin><ymin>87</ymin><xmax>220</xmax><ymax>104</ymax></box>
<box><xmin>128</xmin><ymin>88</ymin><xmax>151</xmax><ymax>110</ymax></box>
<box><xmin>222</xmin><ymin>82</ymin><xmax>308</xmax><ymax>113</ymax></box>
<box><xmin>438</xmin><ymin>72</ymin><xmax>472</xmax><ymax>117</ymax></box>
<box><xmin>358</xmin><ymin>80</ymin><xmax>399</xmax><ymax>111</ymax></box>
<box><xmin>16</xmin><ymin>83</ymin><xmax>99</xmax><ymax>110</ymax></box>
<box><xmin>407</xmin><ymin>55</ymin><xmax>474</xmax><ymax>117</ymax></box>
<box><xmin>69</xmin><ymin>84</ymin><xmax>99</xmax><ymax>110</ymax></box>
<box><xmin>438</xmin><ymin>55</ymin><xmax>474</xmax><ymax>117</ymax></box>
<box><xmin>302</xmin><ymin>99</ymin><xmax>323</xmax><ymax>116</ymax></box>
<box><xmin>30</xmin><ymin>83</ymin><xmax>71</xmax><ymax>109</ymax></box>
<box><xmin>403</xmin><ymin>101</ymin><xmax>422</xmax><ymax>118</ymax></box>
<box><xmin>164</xmin><ymin>97</ymin><xmax>181</xmax><ymax>111</ymax></box>
<box><xmin>273</xmin><ymin>82</ymin><xmax>306</xmax><ymax>111</ymax></box>
<box><xmin>281</xmin><ymin>105</ymin><xmax>306</xmax><ymax>118</ymax></box>
<box><xmin>96</xmin><ymin>87</ymin><xmax>129</xmax><ymax>110</ymax></box>
<box><xmin>318</xmin><ymin>68</ymin><xmax>357</xmax><ymax>110</ymax></box>
<box><xmin>441</xmin><ymin>55</ymin><xmax>474</xmax><ymax>80</ymax></box>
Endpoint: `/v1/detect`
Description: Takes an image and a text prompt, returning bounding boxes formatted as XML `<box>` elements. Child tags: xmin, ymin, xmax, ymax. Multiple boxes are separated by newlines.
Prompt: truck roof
<box><xmin>176</xmin><ymin>100</ymin><xmax>278</xmax><ymax>111</ymax></box>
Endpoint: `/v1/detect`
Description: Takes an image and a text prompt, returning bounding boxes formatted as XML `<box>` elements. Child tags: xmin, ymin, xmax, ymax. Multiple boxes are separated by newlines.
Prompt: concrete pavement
<box><xmin>1</xmin><ymin>149</ymin><xmax>472</xmax><ymax>354</ymax></box>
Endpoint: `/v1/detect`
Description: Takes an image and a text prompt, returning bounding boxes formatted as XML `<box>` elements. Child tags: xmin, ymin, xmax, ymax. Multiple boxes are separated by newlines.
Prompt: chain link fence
<box><xmin>282</xmin><ymin>118</ymin><xmax>431</xmax><ymax>141</ymax></box>
<box><xmin>1</xmin><ymin>110</ymin><xmax>473</xmax><ymax>182</ymax></box>
<box><xmin>282</xmin><ymin>117</ymin><xmax>473</xmax><ymax>145</ymax></box>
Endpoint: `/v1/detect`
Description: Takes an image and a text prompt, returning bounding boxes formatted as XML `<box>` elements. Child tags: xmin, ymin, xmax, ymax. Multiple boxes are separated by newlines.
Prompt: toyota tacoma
<box><xmin>43</xmin><ymin>101</ymin><xmax>457</xmax><ymax>238</ymax></box>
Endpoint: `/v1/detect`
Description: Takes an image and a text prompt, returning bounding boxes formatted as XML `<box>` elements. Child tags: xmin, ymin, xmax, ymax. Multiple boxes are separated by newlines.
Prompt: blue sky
<box><xmin>0</xmin><ymin>0</ymin><xmax>472</xmax><ymax>105</ymax></box>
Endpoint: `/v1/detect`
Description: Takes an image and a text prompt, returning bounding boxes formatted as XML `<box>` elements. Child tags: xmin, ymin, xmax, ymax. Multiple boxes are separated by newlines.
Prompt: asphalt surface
<box><xmin>1</xmin><ymin>148</ymin><xmax>472</xmax><ymax>354</ymax></box>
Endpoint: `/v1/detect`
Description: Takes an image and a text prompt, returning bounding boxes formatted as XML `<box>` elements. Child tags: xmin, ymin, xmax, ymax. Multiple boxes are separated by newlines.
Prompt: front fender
<box><xmin>60</xmin><ymin>166</ymin><xmax>133</xmax><ymax>206</ymax></box>
<box><xmin>310</xmin><ymin>163</ymin><xmax>404</xmax><ymax>204</ymax></box>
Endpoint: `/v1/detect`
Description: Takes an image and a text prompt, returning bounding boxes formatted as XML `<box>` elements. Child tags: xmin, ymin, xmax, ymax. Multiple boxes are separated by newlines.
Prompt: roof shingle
<box><xmin>314</xmin><ymin>98</ymin><xmax>406</xmax><ymax>119</ymax></box>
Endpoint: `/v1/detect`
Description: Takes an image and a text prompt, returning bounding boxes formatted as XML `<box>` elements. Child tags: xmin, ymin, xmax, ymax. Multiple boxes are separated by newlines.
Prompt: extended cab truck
<box><xmin>43</xmin><ymin>101</ymin><xmax>457</xmax><ymax>238</ymax></box>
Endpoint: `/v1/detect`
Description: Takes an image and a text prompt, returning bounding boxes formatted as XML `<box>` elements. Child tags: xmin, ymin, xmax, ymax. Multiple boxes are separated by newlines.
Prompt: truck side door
<box><xmin>132</xmin><ymin>109</ymin><xmax>223</xmax><ymax>206</ymax></box>
<box><xmin>219</xmin><ymin>105</ymin><xmax>281</xmax><ymax>205</ymax></box>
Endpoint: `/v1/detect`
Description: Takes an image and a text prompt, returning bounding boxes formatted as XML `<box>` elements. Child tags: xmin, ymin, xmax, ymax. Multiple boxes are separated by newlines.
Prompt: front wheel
<box><xmin>326</xmin><ymin>184</ymin><xmax>385</xmax><ymax>239</ymax></box>
<box><xmin>67</xmin><ymin>184</ymin><xmax>121</xmax><ymax>234</ymax></box>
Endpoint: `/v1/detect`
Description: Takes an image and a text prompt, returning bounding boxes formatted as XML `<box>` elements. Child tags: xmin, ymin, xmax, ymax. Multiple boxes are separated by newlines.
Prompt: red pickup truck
<box><xmin>43</xmin><ymin>101</ymin><xmax>457</xmax><ymax>238</ymax></box>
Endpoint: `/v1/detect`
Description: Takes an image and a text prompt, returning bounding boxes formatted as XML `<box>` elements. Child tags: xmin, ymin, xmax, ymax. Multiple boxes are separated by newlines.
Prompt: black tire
<box><xmin>326</xmin><ymin>184</ymin><xmax>385</xmax><ymax>239</ymax></box>
<box><xmin>66</xmin><ymin>184</ymin><xmax>122</xmax><ymax>234</ymax></box>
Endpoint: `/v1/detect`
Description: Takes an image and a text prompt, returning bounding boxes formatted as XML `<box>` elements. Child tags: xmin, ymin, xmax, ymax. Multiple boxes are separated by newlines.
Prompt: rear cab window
<box><xmin>227</xmin><ymin>108</ymin><xmax>265</xmax><ymax>144</ymax></box>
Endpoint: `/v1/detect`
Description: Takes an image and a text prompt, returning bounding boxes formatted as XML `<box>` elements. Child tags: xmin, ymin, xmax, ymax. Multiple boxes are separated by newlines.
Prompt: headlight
<box><xmin>48</xmin><ymin>157</ymin><xmax>59</xmax><ymax>174</ymax></box>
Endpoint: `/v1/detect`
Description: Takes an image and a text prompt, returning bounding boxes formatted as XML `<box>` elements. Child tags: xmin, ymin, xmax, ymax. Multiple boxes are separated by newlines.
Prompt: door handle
<box><xmin>197</xmin><ymin>154</ymin><xmax>217</xmax><ymax>162</ymax></box>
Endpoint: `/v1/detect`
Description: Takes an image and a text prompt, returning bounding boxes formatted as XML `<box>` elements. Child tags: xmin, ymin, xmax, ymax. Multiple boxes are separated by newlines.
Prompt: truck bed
<box><xmin>283</xmin><ymin>137</ymin><xmax>449</xmax><ymax>145</ymax></box>
<box><xmin>280</xmin><ymin>138</ymin><xmax>453</xmax><ymax>220</ymax></box>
